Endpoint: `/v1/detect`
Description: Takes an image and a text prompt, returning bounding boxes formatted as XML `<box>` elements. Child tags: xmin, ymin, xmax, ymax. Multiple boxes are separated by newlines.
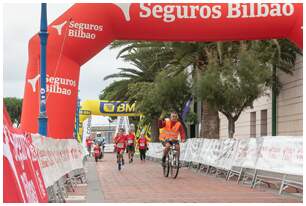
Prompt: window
<box><xmin>250</xmin><ymin>112</ymin><xmax>256</xmax><ymax>137</ymax></box>
<box><xmin>261</xmin><ymin>110</ymin><xmax>268</xmax><ymax>136</ymax></box>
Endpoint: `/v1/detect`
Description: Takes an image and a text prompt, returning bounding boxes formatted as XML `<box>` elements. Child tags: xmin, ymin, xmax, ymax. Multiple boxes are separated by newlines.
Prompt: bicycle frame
<box><xmin>163</xmin><ymin>140</ymin><xmax>180</xmax><ymax>178</ymax></box>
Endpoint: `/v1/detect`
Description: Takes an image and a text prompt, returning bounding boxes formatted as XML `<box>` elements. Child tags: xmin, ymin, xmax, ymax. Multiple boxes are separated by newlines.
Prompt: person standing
<box><xmin>138</xmin><ymin>133</ymin><xmax>148</xmax><ymax>162</ymax></box>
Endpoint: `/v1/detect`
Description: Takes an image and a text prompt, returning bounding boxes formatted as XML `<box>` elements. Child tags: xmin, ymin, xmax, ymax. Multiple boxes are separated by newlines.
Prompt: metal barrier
<box><xmin>47</xmin><ymin>168</ymin><xmax>87</xmax><ymax>203</ymax></box>
<box><xmin>146</xmin><ymin>137</ymin><xmax>303</xmax><ymax>197</ymax></box>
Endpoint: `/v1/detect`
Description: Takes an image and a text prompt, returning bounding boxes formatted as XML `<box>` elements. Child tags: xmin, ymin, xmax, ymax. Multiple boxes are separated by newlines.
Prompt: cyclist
<box><xmin>113</xmin><ymin>128</ymin><xmax>127</xmax><ymax>170</ymax></box>
<box><xmin>93</xmin><ymin>142</ymin><xmax>101</xmax><ymax>162</ymax></box>
<box><xmin>126</xmin><ymin>128</ymin><xmax>136</xmax><ymax>163</ymax></box>
<box><xmin>159</xmin><ymin>111</ymin><xmax>186</xmax><ymax>167</ymax></box>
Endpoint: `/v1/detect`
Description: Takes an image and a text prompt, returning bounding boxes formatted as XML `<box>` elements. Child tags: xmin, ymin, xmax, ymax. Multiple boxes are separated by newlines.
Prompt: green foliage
<box><xmin>154</xmin><ymin>71</ymin><xmax>191</xmax><ymax>114</ymax></box>
<box><xmin>197</xmin><ymin>48</ymin><xmax>271</xmax><ymax>121</ymax></box>
<box><xmin>125</xmin><ymin>71</ymin><xmax>191</xmax><ymax>124</ymax></box>
<box><xmin>4</xmin><ymin>97</ymin><xmax>23</xmax><ymax>127</ymax></box>
<box><xmin>102</xmin><ymin>39</ymin><xmax>301</xmax><ymax>139</ymax></box>
<box><xmin>185</xmin><ymin>111</ymin><xmax>198</xmax><ymax>124</ymax></box>
<box><xmin>99</xmin><ymin>80</ymin><xmax>130</xmax><ymax>101</ymax></box>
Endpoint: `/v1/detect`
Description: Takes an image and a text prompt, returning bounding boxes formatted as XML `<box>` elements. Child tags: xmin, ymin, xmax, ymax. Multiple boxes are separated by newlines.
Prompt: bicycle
<box><xmin>163</xmin><ymin>140</ymin><xmax>180</xmax><ymax>179</ymax></box>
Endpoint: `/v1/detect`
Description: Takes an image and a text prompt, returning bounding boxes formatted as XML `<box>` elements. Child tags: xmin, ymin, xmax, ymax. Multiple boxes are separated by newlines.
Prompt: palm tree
<box><xmin>163</xmin><ymin>42</ymin><xmax>223</xmax><ymax>139</ymax></box>
<box><xmin>102</xmin><ymin>42</ymin><xmax>173</xmax><ymax>141</ymax></box>
<box><xmin>109</xmin><ymin>41</ymin><xmax>223</xmax><ymax>139</ymax></box>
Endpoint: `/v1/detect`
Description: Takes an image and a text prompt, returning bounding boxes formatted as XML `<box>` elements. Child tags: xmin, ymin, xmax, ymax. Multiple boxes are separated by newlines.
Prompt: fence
<box><xmin>147</xmin><ymin>136</ymin><xmax>303</xmax><ymax>194</ymax></box>
<box><xmin>3</xmin><ymin>108</ymin><xmax>87</xmax><ymax>203</ymax></box>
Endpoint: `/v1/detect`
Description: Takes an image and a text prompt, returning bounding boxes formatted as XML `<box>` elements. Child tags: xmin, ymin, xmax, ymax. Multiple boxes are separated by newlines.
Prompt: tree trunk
<box><xmin>150</xmin><ymin>117</ymin><xmax>160</xmax><ymax>142</ymax></box>
<box><xmin>201</xmin><ymin>101</ymin><xmax>220</xmax><ymax>139</ymax></box>
<box><xmin>228</xmin><ymin>117</ymin><xmax>235</xmax><ymax>138</ymax></box>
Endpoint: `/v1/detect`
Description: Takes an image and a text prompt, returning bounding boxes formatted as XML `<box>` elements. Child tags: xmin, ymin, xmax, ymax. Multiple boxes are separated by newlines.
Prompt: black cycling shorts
<box><xmin>162</xmin><ymin>139</ymin><xmax>179</xmax><ymax>146</ymax></box>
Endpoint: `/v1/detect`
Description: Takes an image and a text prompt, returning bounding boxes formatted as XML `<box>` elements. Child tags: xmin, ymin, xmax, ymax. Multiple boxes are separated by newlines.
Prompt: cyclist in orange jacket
<box><xmin>159</xmin><ymin>111</ymin><xmax>186</xmax><ymax>166</ymax></box>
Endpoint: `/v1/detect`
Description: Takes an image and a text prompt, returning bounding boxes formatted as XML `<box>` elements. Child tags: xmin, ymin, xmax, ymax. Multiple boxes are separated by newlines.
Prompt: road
<box><xmin>81</xmin><ymin>153</ymin><xmax>301</xmax><ymax>203</ymax></box>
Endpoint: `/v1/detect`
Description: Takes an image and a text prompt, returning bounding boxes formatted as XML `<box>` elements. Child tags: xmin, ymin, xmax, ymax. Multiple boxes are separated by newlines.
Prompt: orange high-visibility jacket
<box><xmin>159</xmin><ymin>119</ymin><xmax>182</xmax><ymax>141</ymax></box>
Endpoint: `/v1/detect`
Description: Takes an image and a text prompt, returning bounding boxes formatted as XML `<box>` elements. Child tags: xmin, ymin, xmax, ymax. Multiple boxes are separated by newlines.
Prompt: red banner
<box><xmin>3</xmin><ymin>106</ymin><xmax>48</xmax><ymax>203</ymax></box>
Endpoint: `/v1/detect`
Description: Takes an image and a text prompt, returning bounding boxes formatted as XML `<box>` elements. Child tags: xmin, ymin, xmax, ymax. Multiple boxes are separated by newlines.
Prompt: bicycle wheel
<box><xmin>163</xmin><ymin>155</ymin><xmax>170</xmax><ymax>177</ymax></box>
<box><xmin>170</xmin><ymin>153</ymin><xmax>180</xmax><ymax>179</ymax></box>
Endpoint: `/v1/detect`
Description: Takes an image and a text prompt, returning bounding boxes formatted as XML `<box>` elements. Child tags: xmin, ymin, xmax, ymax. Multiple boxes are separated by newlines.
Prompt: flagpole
<box><xmin>38</xmin><ymin>3</ymin><xmax>49</xmax><ymax>136</ymax></box>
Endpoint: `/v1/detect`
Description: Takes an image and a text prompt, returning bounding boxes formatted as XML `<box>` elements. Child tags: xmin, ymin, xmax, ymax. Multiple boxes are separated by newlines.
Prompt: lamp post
<box><xmin>74</xmin><ymin>96</ymin><xmax>81</xmax><ymax>140</ymax></box>
<box><xmin>38</xmin><ymin>3</ymin><xmax>49</xmax><ymax>136</ymax></box>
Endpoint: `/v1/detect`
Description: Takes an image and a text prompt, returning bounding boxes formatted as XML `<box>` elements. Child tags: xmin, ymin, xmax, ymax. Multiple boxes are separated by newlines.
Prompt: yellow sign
<box><xmin>77</xmin><ymin>100</ymin><xmax>141</xmax><ymax>143</ymax></box>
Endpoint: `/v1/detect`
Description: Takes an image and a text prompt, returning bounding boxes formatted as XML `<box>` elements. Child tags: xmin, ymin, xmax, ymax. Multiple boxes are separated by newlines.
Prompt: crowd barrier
<box><xmin>3</xmin><ymin>107</ymin><xmax>86</xmax><ymax>203</ymax></box>
<box><xmin>31</xmin><ymin>134</ymin><xmax>84</xmax><ymax>188</ymax></box>
<box><xmin>147</xmin><ymin>136</ymin><xmax>303</xmax><ymax>194</ymax></box>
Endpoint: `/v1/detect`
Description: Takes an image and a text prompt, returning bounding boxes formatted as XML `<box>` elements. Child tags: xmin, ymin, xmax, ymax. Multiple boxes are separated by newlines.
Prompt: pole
<box><xmin>74</xmin><ymin>97</ymin><xmax>81</xmax><ymax>140</ymax></box>
<box><xmin>272</xmin><ymin>65</ymin><xmax>277</xmax><ymax>136</ymax></box>
<box><xmin>38</xmin><ymin>3</ymin><xmax>49</xmax><ymax>136</ymax></box>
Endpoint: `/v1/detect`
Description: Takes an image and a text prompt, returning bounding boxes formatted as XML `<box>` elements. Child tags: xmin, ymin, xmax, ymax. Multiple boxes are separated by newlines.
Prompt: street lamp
<box><xmin>38</xmin><ymin>3</ymin><xmax>49</xmax><ymax>136</ymax></box>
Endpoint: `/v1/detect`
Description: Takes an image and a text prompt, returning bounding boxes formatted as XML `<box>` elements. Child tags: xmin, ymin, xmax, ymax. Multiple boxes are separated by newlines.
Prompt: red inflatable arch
<box><xmin>21</xmin><ymin>3</ymin><xmax>303</xmax><ymax>139</ymax></box>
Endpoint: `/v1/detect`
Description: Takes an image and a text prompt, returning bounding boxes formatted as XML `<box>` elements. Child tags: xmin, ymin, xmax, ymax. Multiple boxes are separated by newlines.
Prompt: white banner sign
<box><xmin>31</xmin><ymin>134</ymin><xmax>84</xmax><ymax>187</ymax></box>
<box><xmin>146</xmin><ymin>136</ymin><xmax>303</xmax><ymax>176</ymax></box>
<box><xmin>255</xmin><ymin>136</ymin><xmax>303</xmax><ymax>175</ymax></box>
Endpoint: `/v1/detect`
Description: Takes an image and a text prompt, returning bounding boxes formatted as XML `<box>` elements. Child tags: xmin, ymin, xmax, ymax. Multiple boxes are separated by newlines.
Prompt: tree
<box><xmin>100</xmin><ymin>42</ymin><xmax>172</xmax><ymax>101</ymax></box>
<box><xmin>99</xmin><ymin>80</ymin><xmax>131</xmax><ymax>101</ymax></box>
<box><xmin>4</xmin><ymin>97</ymin><xmax>23</xmax><ymax>127</ymax></box>
<box><xmin>165</xmin><ymin>42</ymin><xmax>222</xmax><ymax>138</ymax></box>
<box><xmin>127</xmin><ymin>71</ymin><xmax>191</xmax><ymax>141</ymax></box>
<box><xmin>197</xmin><ymin>42</ymin><xmax>271</xmax><ymax>138</ymax></box>
<box><xmin>101</xmin><ymin>42</ymin><xmax>173</xmax><ymax>140</ymax></box>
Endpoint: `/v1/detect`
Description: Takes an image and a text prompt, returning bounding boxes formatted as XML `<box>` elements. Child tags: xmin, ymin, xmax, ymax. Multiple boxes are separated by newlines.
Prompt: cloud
<box><xmin>3</xmin><ymin>3</ymin><xmax>130</xmax><ymax>101</ymax></box>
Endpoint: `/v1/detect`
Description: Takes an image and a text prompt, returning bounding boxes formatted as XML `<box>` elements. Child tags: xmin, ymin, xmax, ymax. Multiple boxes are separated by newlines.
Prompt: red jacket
<box><xmin>126</xmin><ymin>133</ymin><xmax>135</xmax><ymax>146</ymax></box>
<box><xmin>138</xmin><ymin>137</ymin><xmax>148</xmax><ymax>150</ymax></box>
<box><xmin>114</xmin><ymin>134</ymin><xmax>127</xmax><ymax>149</ymax></box>
<box><xmin>93</xmin><ymin>145</ymin><xmax>101</xmax><ymax>154</ymax></box>
<box><xmin>86</xmin><ymin>138</ymin><xmax>93</xmax><ymax>147</ymax></box>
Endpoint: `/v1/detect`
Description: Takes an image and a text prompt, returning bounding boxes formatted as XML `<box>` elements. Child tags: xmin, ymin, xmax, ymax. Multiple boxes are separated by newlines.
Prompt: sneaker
<box><xmin>118</xmin><ymin>163</ymin><xmax>121</xmax><ymax>171</ymax></box>
<box><xmin>122</xmin><ymin>159</ymin><xmax>125</xmax><ymax>166</ymax></box>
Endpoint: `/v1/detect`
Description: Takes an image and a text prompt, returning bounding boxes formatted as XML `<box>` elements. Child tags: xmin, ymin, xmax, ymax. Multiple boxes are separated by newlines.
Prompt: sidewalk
<box><xmin>65</xmin><ymin>157</ymin><xmax>104</xmax><ymax>203</ymax></box>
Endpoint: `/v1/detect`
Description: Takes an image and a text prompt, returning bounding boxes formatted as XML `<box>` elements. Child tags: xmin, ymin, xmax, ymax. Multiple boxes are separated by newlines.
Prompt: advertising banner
<box><xmin>31</xmin><ymin>134</ymin><xmax>84</xmax><ymax>187</ymax></box>
<box><xmin>255</xmin><ymin>136</ymin><xmax>303</xmax><ymax>175</ymax></box>
<box><xmin>3</xmin><ymin>107</ymin><xmax>48</xmax><ymax>203</ymax></box>
<box><xmin>214</xmin><ymin>139</ymin><xmax>238</xmax><ymax>169</ymax></box>
<box><xmin>146</xmin><ymin>136</ymin><xmax>303</xmax><ymax>176</ymax></box>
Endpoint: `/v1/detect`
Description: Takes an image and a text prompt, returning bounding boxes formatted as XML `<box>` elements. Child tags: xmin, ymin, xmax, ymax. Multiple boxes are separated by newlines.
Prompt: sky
<box><xmin>3</xmin><ymin>3</ymin><xmax>129</xmax><ymax>101</ymax></box>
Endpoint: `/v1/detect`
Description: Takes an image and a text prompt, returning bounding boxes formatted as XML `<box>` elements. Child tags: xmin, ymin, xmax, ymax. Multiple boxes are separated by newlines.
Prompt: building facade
<box><xmin>219</xmin><ymin>55</ymin><xmax>303</xmax><ymax>139</ymax></box>
<box><xmin>186</xmin><ymin>55</ymin><xmax>302</xmax><ymax>139</ymax></box>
